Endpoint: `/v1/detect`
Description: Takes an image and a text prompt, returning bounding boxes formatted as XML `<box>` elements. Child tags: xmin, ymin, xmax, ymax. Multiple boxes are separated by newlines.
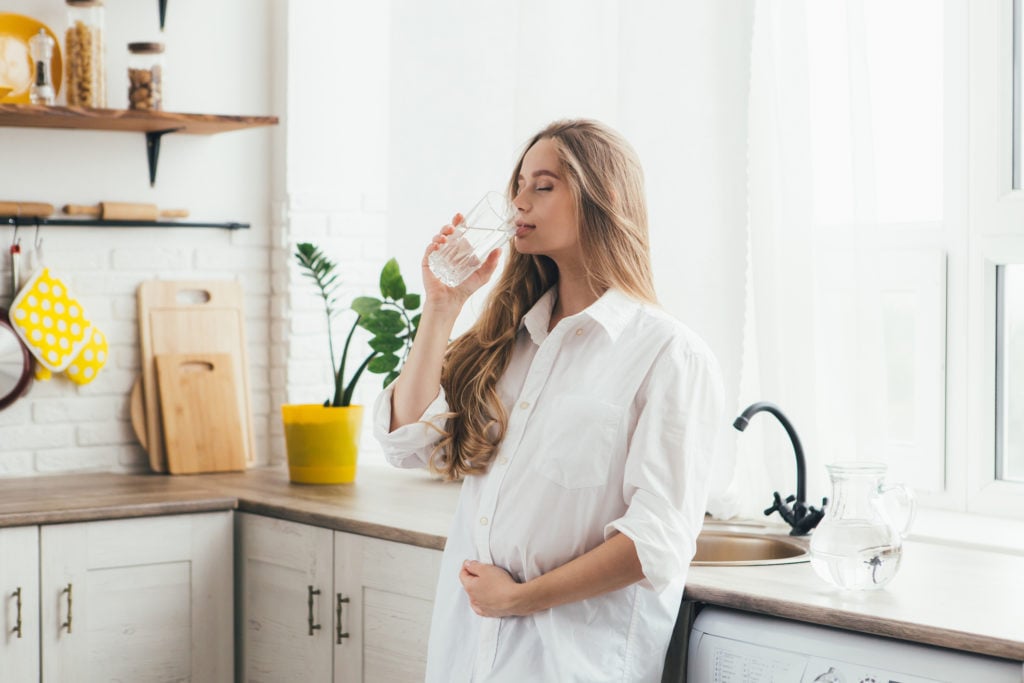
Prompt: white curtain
<box><xmin>728</xmin><ymin>0</ymin><xmax>950</xmax><ymax>520</ymax></box>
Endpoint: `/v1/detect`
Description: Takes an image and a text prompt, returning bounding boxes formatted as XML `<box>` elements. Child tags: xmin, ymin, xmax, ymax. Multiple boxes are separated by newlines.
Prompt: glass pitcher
<box><xmin>809</xmin><ymin>462</ymin><xmax>915</xmax><ymax>590</ymax></box>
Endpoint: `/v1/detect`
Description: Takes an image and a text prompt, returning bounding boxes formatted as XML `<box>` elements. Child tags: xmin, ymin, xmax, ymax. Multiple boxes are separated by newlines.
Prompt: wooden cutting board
<box><xmin>156</xmin><ymin>353</ymin><xmax>246</xmax><ymax>474</ymax></box>
<box><xmin>138</xmin><ymin>280</ymin><xmax>254</xmax><ymax>472</ymax></box>
<box><xmin>130</xmin><ymin>376</ymin><xmax>148</xmax><ymax>452</ymax></box>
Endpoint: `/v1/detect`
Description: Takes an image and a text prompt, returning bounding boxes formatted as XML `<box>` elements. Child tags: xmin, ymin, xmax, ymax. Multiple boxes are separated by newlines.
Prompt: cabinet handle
<box><xmin>12</xmin><ymin>587</ymin><xmax>22</xmax><ymax>638</ymax></box>
<box><xmin>336</xmin><ymin>593</ymin><xmax>350</xmax><ymax>644</ymax></box>
<box><xmin>307</xmin><ymin>585</ymin><xmax>321</xmax><ymax>636</ymax></box>
<box><xmin>61</xmin><ymin>583</ymin><xmax>73</xmax><ymax>634</ymax></box>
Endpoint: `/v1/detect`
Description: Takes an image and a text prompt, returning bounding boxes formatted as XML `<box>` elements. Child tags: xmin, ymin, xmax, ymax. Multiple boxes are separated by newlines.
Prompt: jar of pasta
<box><xmin>127</xmin><ymin>42</ymin><xmax>164</xmax><ymax>111</ymax></box>
<box><xmin>65</xmin><ymin>0</ymin><xmax>105</xmax><ymax>107</ymax></box>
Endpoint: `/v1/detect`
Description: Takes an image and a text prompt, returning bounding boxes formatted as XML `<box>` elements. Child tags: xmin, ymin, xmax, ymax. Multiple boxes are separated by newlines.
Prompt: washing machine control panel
<box><xmin>805</xmin><ymin>657</ymin><xmax>939</xmax><ymax>683</ymax></box>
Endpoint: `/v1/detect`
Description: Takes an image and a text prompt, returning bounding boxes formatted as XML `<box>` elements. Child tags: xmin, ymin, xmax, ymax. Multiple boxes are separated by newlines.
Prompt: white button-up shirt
<box><xmin>374</xmin><ymin>287</ymin><xmax>724</xmax><ymax>682</ymax></box>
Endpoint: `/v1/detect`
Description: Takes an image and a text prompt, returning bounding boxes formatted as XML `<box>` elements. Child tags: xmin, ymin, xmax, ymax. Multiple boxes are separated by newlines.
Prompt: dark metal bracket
<box><xmin>145</xmin><ymin>128</ymin><xmax>183</xmax><ymax>187</ymax></box>
<box><xmin>158</xmin><ymin>0</ymin><xmax>168</xmax><ymax>30</ymax></box>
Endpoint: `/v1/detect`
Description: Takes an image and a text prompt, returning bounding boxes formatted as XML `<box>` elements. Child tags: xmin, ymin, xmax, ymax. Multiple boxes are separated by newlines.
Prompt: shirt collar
<box><xmin>583</xmin><ymin>287</ymin><xmax>639</xmax><ymax>342</ymax></box>
<box><xmin>520</xmin><ymin>288</ymin><xmax>557</xmax><ymax>346</ymax></box>
<box><xmin>520</xmin><ymin>286</ymin><xmax>639</xmax><ymax>345</ymax></box>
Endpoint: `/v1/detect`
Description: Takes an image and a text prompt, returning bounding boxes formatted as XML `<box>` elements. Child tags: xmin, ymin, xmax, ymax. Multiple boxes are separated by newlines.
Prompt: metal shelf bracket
<box><xmin>145</xmin><ymin>128</ymin><xmax>183</xmax><ymax>187</ymax></box>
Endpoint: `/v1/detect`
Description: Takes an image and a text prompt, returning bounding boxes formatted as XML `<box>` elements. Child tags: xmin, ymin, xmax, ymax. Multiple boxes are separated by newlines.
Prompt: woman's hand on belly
<box><xmin>459</xmin><ymin>560</ymin><xmax>527</xmax><ymax>618</ymax></box>
<box><xmin>458</xmin><ymin>533</ymin><xmax>645</xmax><ymax>618</ymax></box>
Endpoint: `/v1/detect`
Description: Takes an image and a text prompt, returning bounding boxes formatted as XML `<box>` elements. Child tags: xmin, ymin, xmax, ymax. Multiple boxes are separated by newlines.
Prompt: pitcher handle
<box><xmin>880</xmin><ymin>482</ymin><xmax>916</xmax><ymax>538</ymax></box>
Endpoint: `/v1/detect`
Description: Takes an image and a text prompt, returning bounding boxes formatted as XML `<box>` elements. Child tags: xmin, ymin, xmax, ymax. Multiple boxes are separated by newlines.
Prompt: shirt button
<box><xmin>575</xmin><ymin>328</ymin><xmax>583</xmax><ymax>336</ymax></box>
<box><xmin>479</xmin><ymin>516</ymin><xmax>489</xmax><ymax>526</ymax></box>
<box><xmin>519</xmin><ymin>401</ymin><xmax>530</xmax><ymax>410</ymax></box>
<box><xmin>498</xmin><ymin>456</ymin><xmax>508</xmax><ymax>465</ymax></box>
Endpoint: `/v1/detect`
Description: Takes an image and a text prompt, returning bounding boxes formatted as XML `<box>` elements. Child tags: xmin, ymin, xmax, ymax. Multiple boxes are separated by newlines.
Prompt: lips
<box><xmin>514</xmin><ymin>221</ymin><xmax>534</xmax><ymax>238</ymax></box>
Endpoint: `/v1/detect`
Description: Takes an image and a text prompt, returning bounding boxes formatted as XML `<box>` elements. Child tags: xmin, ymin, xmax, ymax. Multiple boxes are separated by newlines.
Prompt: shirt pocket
<box><xmin>534</xmin><ymin>394</ymin><xmax>623</xmax><ymax>489</ymax></box>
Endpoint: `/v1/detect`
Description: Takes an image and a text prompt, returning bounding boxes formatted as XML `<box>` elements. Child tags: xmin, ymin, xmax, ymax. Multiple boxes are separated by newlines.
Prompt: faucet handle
<box><xmin>793</xmin><ymin>497</ymin><xmax>829</xmax><ymax>534</ymax></box>
<box><xmin>763</xmin><ymin>491</ymin><xmax>785</xmax><ymax>517</ymax></box>
<box><xmin>764</xmin><ymin>491</ymin><xmax>799</xmax><ymax>527</ymax></box>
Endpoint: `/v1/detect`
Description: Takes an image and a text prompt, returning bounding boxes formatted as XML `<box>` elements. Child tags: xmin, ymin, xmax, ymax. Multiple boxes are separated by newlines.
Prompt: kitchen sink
<box><xmin>691</xmin><ymin>530</ymin><xmax>809</xmax><ymax>566</ymax></box>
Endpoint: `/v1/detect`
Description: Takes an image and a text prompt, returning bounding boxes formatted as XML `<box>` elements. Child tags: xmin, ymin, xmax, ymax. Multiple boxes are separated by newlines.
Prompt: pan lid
<box><xmin>0</xmin><ymin>313</ymin><xmax>32</xmax><ymax>411</ymax></box>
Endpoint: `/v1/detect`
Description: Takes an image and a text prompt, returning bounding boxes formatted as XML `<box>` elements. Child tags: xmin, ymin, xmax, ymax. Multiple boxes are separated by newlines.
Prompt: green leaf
<box><xmin>367</xmin><ymin>354</ymin><xmax>400</xmax><ymax>374</ymax></box>
<box><xmin>360</xmin><ymin>309</ymin><xmax>405</xmax><ymax>335</ymax></box>
<box><xmin>383</xmin><ymin>370</ymin><xmax>400</xmax><ymax>388</ymax></box>
<box><xmin>294</xmin><ymin>243</ymin><xmax>342</xmax><ymax>306</ymax></box>
<box><xmin>402</xmin><ymin>293</ymin><xmax>421</xmax><ymax>310</ymax></box>
<box><xmin>351</xmin><ymin>296</ymin><xmax>382</xmax><ymax>317</ymax></box>
<box><xmin>368</xmin><ymin>335</ymin><xmax>404</xmax><ymax>353</ymax></box>
<box><xmin>379</xmin><ymin>258</ymin><xmax>406</xmax><ymax>300</ymax></box>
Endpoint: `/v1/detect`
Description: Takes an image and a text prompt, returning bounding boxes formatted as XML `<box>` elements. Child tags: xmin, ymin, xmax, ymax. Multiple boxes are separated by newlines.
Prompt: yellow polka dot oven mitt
<box><xmin>9</xmin><ymin>267</ymin><xmax>109</xmax><ymax>385</ymax></box>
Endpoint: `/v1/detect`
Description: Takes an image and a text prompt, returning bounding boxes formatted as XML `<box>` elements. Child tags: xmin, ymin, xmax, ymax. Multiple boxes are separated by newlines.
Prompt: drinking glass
<box><xmin>428</xmin><ymin>191</ymin><xmax>514</xmax><ymax>287</ymax></box>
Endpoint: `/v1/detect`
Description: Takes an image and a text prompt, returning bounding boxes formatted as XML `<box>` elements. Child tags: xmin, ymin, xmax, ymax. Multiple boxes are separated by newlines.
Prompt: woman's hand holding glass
<box><xmin>419</xmin><ymin>197</ymin><xmax>507</xmax><ymax>313</ymax></box>
<box><xmin>425</xmin><ymin>190</ymin><xmax>513</xmax><ymax>286</ymax></box>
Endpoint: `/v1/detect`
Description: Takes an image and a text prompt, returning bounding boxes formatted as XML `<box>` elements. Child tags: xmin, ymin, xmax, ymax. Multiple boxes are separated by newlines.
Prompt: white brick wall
<box><xmin>270</xmin><ymin>0</ymin><xmax>392</xmax><ymax>467</ymax></box>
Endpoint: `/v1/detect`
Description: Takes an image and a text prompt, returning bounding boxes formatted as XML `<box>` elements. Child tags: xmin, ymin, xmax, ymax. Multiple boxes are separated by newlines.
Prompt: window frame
<box><xmin>964</xmin><ymin>0</ymin><xmax>1024</xmax><ymax>517</ymax></box>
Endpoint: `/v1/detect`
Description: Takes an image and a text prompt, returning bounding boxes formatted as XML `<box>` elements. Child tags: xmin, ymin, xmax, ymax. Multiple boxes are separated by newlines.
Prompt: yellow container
<box><xmin>281</xmin><ymin>404</ymin><xmax>363</xmax><ymax>484</ymax></box>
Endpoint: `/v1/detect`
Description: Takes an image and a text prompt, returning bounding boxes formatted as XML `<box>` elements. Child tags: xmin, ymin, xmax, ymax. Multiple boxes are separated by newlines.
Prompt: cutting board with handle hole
<box><xmin>156</xmin><ymin>353</ymin><xmax>246</xmax><ymax>474</ymax></box>
<box><xmin>138</xmin><ymin>280</ymin><xmax>254</xmax><ymax>472</ymax></box>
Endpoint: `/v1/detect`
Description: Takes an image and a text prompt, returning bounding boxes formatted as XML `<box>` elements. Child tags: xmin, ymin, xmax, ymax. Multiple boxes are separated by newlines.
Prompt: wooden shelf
<box><xmin>0</xmin><ymin>104</ymin><xmax>278</xmax><ymax>135</ymax></box>
<box><xmin>0</xmin><ymin>104</ymin><xmax>279</xmax><ymax>185</ymax></box>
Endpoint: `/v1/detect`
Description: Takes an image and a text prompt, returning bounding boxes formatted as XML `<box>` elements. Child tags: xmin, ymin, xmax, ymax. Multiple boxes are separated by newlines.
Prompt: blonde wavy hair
<box><xmin>431</xmin><ymin>119</ymin><xmax>657</xmax><ymax>480</ymax></box>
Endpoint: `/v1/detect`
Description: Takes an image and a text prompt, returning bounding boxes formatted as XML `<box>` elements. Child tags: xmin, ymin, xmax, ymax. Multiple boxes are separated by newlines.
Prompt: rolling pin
<box><xmin>0</xmin><ymin>201</ymin><xmax>55</xmax><ymax>217</ymax></box>
<box><xmin>63</xmin><ymin>202</ymin><xmax>190</xmax><ymax>220</ymax></box>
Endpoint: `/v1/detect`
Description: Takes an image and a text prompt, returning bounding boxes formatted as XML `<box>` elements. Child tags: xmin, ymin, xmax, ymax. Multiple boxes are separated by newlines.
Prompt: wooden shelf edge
<box><xmin>0</xmin><ymin>104</ymin><xmax>279</xmax><ymax>135</ymax></box>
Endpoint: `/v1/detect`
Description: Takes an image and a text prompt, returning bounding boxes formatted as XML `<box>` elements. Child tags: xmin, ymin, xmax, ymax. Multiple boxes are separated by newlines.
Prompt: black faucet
<box><xmin>733</xmin><ymin>401</ymin><xmax>827</xmax><ymax>536</ymax></box>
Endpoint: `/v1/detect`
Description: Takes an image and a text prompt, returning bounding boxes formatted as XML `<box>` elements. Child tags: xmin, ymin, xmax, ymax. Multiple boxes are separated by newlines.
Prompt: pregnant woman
<box><xmin>375</xmin><ymin>118</ymin><xmax>724</xmax><ymax>682</ymax></box>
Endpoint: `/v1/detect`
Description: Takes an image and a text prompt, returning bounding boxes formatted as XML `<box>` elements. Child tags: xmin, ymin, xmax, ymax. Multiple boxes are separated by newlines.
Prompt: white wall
<box><xmin>1</xmin><ymin>1</ymin><xmax>753</xmax><ymax>497</ymax></box>
<box><xmin>381</xmin><ymin>2</ymin><xmax>753</xmax><ymax>503</ymax></box>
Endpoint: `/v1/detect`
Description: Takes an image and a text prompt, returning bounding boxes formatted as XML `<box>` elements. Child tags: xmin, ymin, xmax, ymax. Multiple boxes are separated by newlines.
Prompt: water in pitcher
<box><xmin>810</xmin><ymin>521</ymin><xmax>902</xmax><ymax>590</ymax></box>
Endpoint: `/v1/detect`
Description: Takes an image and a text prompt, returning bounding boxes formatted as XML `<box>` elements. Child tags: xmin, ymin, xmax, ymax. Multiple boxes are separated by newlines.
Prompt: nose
<box><xmin>512</xmin><ymin>187</ymin><xmax>529</xmax><ymax>214</ymax></box>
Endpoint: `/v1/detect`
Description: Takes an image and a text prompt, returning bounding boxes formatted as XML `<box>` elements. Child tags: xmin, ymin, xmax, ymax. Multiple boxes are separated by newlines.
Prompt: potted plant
<box><xmin>282</xmin><ymin>243</ymin><xmax>422</xmax><ymax>483</ymax></box>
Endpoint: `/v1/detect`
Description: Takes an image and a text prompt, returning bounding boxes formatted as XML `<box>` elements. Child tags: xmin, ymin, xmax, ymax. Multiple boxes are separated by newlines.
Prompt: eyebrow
<box><xmin>517</xmin><ymin>170</ymin><xmax>560</xmax><ymax>181</ymax></box>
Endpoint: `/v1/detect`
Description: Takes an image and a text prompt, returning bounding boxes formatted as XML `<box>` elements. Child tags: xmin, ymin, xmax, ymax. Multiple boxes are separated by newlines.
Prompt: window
<box><xmin>996</xmin><ymin>264</ymin><xmax>1024</xmax><ymax>482</ymax></box>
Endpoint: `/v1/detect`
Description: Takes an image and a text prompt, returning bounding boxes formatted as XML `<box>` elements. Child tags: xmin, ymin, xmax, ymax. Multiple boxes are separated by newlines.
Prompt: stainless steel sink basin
<box><xmin>691</xmin><ymin>530</ymin><xmax>809</xmax><ymax>566</ymax></box>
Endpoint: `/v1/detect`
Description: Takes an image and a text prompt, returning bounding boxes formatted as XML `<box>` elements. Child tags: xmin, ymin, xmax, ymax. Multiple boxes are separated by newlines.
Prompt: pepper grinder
<box><xmin>29</xmin><ymin>29</ymin><xmax>56</xmax><ymax>105</ymax></box>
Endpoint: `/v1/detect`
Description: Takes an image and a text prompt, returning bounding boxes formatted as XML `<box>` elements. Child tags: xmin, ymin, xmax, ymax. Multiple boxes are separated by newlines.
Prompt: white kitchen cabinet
<box><xmin>1</xmin><ymin>525</ymin><xmax>40</xmax><ymax>681</ymax></box>
<box><xmin>39</xmin><ymin>512</ymin><xmax>233</xmax><ymax>682</ymax></box>
<box><xmin>237</xmin><ymin>512</ymin><xmax>443</xmax><ymax>683</ymax></box>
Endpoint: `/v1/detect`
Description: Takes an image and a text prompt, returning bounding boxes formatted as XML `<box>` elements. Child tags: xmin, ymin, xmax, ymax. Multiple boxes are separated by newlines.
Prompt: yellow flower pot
<box><xmin>281</xmin><ymin>404</ymin><xmax>364</xmax><ymax>484</ymax></box>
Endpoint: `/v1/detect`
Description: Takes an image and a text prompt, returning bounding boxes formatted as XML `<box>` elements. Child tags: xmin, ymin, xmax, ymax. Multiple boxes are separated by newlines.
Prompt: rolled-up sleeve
<box><xmin>372</xmin><ymin>383</ymin><xmax>451</xmax><ymax>469</ymax></box>
<box><xmin>604</xmin><ymin>340</ymin><xmax>725</xmax><ymax>593</ymax></box>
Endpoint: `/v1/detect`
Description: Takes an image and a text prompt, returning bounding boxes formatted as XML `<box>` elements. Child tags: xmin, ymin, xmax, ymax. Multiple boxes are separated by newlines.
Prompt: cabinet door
<box><xmin>0</xmin><ymin>525</ymin><xmax>40</xmax><ymax>681</ymax></box>
<box><xmin>40</xmin><ymin>512</ymin><xmax>233</xmax><ymax>683</ymax></box>
<box><xmin>236</xmin><ymin>512</ymin><xmax>333</xmax><ymax>682</ymax></box>
<box><xmin>334</xmin><ymin>532</ymin><xmax>442</xmax><ymax>683</ymax></box>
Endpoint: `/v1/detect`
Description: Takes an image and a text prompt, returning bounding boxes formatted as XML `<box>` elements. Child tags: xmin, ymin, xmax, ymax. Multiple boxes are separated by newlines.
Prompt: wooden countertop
<box><xmin>194</xmin><ymin>465</ymin><xmax>460</xmax><ymax>550</ymax></box>
<box><xmin>0</xmin><ymin>465</ymin><xmax>460</xmax><ymax>550</ymax></box>
<box><xmin>0</xmin><ymin>466</ymin><xmax>1020</xmax><ymax>661</ymax></box>
<box><xmin>685</xmin><ymin>535</ymin><xmax>1024</xmax><ymax>661</ymax></box>
<box><xmin>0</xmin><ymin>471</ymin><xmax>237</xmax><ymax>527</ymax></box>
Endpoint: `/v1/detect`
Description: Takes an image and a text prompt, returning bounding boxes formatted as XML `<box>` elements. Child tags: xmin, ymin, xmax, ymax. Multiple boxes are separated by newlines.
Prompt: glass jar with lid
<box><xmin>65</xmin><ymin>0</ymin><xmax>105</xmax><ymax>107</ymax></box>
<box><xmin>127</xmin><ymin>42</ymin><xmax>164</xmax><ymax>111</ymax></box>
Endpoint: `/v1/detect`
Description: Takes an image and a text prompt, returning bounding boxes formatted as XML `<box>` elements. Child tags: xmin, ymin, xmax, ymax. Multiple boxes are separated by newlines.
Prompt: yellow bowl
<box><xmin>0</xmin><ymin>86</ymin><xmax>12</xmax><ymax>100</ymax></box>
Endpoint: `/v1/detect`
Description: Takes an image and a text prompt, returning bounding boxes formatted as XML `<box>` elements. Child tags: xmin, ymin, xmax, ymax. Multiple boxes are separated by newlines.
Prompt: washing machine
<box><xmin>686</xmin><ymin>606</ymin><xmax>1022</xmax><ymax>682</ymax></box>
